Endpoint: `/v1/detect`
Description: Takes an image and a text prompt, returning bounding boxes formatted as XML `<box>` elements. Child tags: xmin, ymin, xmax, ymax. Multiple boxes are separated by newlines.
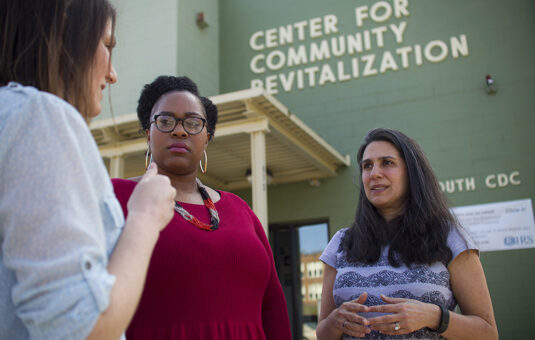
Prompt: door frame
<box><xmin>269</xmin><ymin>219</ymin><xmax>330</xmax><ymax>340</ymax></box>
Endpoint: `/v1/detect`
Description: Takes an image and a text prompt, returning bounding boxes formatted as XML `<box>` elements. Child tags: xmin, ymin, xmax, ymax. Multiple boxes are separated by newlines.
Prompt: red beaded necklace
<box><xmin>173</xmin><ymin>178</ymin><xmax>219</xmax><ymax>231</ymax></box>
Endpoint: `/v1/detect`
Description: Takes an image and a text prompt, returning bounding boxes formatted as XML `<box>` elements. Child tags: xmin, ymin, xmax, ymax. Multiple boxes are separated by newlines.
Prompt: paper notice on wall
<box><xmin>451</xmin><ymin>199</ymin><xmax>535</xmax><ymax>252</ymax></box>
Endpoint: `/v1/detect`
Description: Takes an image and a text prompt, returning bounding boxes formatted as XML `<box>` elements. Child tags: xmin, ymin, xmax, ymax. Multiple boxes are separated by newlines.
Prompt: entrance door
<box><xmin>270</xmin><ymin>222</ymin><xmax>329</xmax><ymax>340</ymax></box>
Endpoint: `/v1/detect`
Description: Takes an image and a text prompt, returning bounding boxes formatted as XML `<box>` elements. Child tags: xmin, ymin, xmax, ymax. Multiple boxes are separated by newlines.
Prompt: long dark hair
<box><xmin>0</xmin><ymin>0</ymin><xmax>116</xmax><ymax>118</ymax></box>
<box><xmin>341</xmin><ymin>128</ymin><xmax>456</xmax><ymax>267</ymax></box>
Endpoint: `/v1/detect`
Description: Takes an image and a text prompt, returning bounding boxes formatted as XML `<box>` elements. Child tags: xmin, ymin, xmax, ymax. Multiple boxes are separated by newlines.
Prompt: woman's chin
<box><xmin>369</xmin><ymin>198</ymin><xmax>389</xmax><ymax>210</ymax></box>
<box><xmin>90</xmin><ymin>107</ymin><xmax>102</xmax><ymax>117</ymax></box>
<box><xmin>159</xmin><ymin>163</ymin><xmax>197</xmax><ymax>176</ymax></box>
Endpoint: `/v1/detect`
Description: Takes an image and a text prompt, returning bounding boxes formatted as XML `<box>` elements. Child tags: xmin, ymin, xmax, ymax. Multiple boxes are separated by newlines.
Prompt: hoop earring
<box><xmin>199</xmin><ymin>150</ymin><xmax>207</xmax><ymax>174</ymax></box>
<box><xmin>145</xmin><ymin>147</ymin><xmax>153</xmax><ymax>169</ymax></box>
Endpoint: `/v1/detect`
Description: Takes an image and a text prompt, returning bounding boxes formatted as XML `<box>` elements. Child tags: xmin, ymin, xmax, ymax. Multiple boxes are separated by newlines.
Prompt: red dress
<box><xmin>112</xmin><ymin>179</ymin><xmax>291</xmax><ymax>340</ymax></box>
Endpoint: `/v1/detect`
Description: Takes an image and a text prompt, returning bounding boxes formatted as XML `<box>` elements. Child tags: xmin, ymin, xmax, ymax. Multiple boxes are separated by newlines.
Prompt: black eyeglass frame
<box><xmin>150</xmin><ymin>114</ymin><xmax>207</xmax><ymax>135</ymax></box>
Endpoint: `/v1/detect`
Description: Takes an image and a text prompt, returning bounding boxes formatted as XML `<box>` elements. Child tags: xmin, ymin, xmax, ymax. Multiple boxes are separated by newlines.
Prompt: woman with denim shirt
<box><xmin>0</xmin><ymin>1</ymin><xmax>175</xmax><ymax>339</ymax></box>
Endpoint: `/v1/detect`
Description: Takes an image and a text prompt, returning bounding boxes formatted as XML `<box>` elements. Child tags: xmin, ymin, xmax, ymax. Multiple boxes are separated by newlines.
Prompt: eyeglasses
<box><xmin>151</xmin><ymin>114</ymin><xmax>206</xmax><ymax>134</ymax></box>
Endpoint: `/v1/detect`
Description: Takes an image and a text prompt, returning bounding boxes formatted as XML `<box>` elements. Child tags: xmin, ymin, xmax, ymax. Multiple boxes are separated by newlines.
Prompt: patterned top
<box><xmin>320</xmin><ymin>226</ymin><xmax>477</xmax><ymax>339</ymax></box>
<box><xmin>0</xmin><ymin>83</ymin><xmax>125</xmax><ymax>340</ymax></box>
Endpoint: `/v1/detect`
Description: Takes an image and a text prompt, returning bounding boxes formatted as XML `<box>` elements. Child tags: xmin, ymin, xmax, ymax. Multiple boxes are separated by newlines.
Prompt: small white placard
<box><xmin>452</xmin><ymin>199</ymin><xmax>535</xmax><ymax>252</ymax></box>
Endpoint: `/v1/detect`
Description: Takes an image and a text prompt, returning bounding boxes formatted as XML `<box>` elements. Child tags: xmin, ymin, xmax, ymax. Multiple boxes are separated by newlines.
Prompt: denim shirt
<box><xmin>0</xmin><ymin>83</ymin><xmax>125</xmax><ymax>339</ymax></box>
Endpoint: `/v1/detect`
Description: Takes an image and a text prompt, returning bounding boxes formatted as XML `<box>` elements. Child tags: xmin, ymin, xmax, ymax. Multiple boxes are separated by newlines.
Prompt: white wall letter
<box><xmin>265</xmin><ymin>75</ymin><xmax>278</xmax><ymax>94</ymax></box>
<box><xmin>465</xmin><ymin>177</ymin><xmax>476</xmax><ymax>191</ymax></box>
<box><xmin>279</xmin><ymin>25</ymin><xmax>294</xmax><ymax>46</ymax></box>
<box><xmin>304</xmin><ymin>66</ymin><xmax>320</xmax><ymax>87</ymax></box>
<box><xmin>371</xmin><ymin>26</ymin><xmax>388</xmax><ymax>47</ymax></box>
<box><xmin>331</xmin><ymin>36</ymin><xmax>346</xmax><ymax>57</ymax></box>
<box><xmin>319</xmin><ymin>64</ymin><xmax>336</xmax><ymax>85</ymax></box>
<box><xmin>279</xmin><ymin>72</ymin><xmax>295</xmax><ymax>92</ymax></box>
<box><xmin>324</xmin><ymin>14</ymin><xmax>339</xmax><ymax>34</ymax></box>
<box><xmin>445</xmin><ymin>180</ymin><xmax>455</xmax><ymax>193</ymax></box>
<box><xmin>310</xmin><ymin>40</ymin><xmax>331</xmax><ymax>62</ymax></box>
<box><xmin>351</xmin><ymin>57</ymin><xmax>360</xmax><ymax>78</ymax></box>
<box><xmin>396</xmin><ymin>46</ymin><xmax>412</xmax><ymax>68</ymax></box>
<box><xmin>347</xmin><ymin>33</ymin><xmax>363</xmax><ymax>54</ymax></box>
<box><xmin>424</xmin><ymin>40</ymin><xmax>448</xmax><ymax>63</ymax></box>
<box><xmin>510</xmin><ymin>171</ymin><xmax>521</xmax><ymax>185</ymax></box>
<box><xmin>266</xmin><ymin>50</ymin><xmax>286</xmax><ymax>71</ymax></box>
<box><xmin>379</xmin><ymin>51</ymin><xmax>399</xmax><ymax>73</ymax></box>
<box><xmin>394</xmin><ymin>0</ymin><xmax>410</xmax><ymax>18</ymax></box>
<box><xmin>485</xmin><ymin>174</ymin><xmax>496</xmax><ymax>189</ymax></box>
<box><xmin>362</xmin><ymin>54</ymin><xmax>378</xmax><ymax>77</ymax></box>
<box><xmin>251</xmin><ymin>79</ymin><xmax>264</xmax><ymax>89</ymax></box>
<box><xmin>287</xmin><ymin>45</ymin><xmax>308</xmax><ymax>66</ymax></box>
<box><xmin>450</xmin><ymin>34</ymin><xmax>469</xmax><ymax>58</ymax></box>
<box><xmin>265</xmin><ymin>28</ymin><xmax>278</xmax><ymax>48</ymax></box>
<box><xmin>370</xmin><ymin>1</ymin><xmax>393</xmax><ymax>23</ymax></box>
<box><xmin>390</xmin><ymin>22</ymin><xmax>407</xmax><ymax>43</ymax></box>
<box><xmin>337</xmin><ymin>61</ymin><xmax>351</xmax><ymax>81</ymax></box>
<box><xmin>455</xmin><ymin>178</ymin><xmax>465</xmax><ymax>192</ymax></box>
<box><xmin>250</xmin><ymin>31</ymin><xmax>265</xmax><ymax>51</ymax></box>
<box><xmin>497</xmin><ymin>173</ymin><xmax>508</xmax><ymax>187</ymax></box>
<box><xmin>250</xmin><ymin>54</ymin><xmax>266</xmax><ymax>74</ymax></box>
<box><xmin>294</xmin><ymin>21</ymin><xmax>308</xmax><ymax>41</ymax></box>
<box><xmin>309</xmin><ymin>17</ymin><xmax>323</xmax><ymax>38</ymax></box>
<box><xmin>355</xmin><ymin>5</ymin><xmax>369</xmax><ymax>27</ymax></box>
<box><xmin>414</xmin><ymin>44</ymin><xmax>423</xmax><ymax>66</ymax></box>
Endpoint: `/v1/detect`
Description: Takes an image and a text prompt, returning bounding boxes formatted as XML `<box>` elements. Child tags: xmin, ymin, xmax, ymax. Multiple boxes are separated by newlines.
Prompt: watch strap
<box><xmin>436</xmin><ymin>304</ymin><xmax>450</xmax><ymax>334</ymax></box>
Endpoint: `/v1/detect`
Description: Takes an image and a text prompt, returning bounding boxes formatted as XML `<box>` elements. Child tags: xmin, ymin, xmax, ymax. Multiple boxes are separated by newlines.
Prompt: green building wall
<box><xmin>220</xmin><ymin>1</ymin><xmax>535</xmax><ymax>339</ymax></box>
<box><xmin>96</xmin><ymin>0</ymin><xmax>219</xmax><ymax>121</ymax></box>
<box><xmin>176</xmin><ymin>0</ymin><xmax>219</xmax><ymax>96</ymax></box>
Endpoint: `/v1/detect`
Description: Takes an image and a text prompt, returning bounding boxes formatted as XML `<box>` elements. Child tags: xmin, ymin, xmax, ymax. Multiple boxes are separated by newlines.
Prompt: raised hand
<box><xmin>127</xmin><ymin>163</ymin><xmax>176</xmax><ymax>232</ymax></box>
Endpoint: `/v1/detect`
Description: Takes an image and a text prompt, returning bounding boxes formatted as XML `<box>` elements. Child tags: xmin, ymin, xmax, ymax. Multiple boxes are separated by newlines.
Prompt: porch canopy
<box><xmin>90</xmin><ymin>88</ymin><xmax>350</xmax><ymax>232</ymax></box>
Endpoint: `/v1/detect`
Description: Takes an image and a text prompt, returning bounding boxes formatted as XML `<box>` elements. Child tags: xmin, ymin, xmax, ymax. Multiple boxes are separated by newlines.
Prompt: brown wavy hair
<box><xmin>0</xmin><ymin>0</ymin><xmax>116</xmax><ymax>119</ymax></box>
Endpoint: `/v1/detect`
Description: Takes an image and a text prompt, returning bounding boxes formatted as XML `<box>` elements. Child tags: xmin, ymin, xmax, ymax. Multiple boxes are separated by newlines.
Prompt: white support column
<box><xmin>250</xmin><ymin>130</ymin><xmax>268</xmax><ymax>234</ymax></box>
<box><xmin>109</xmin><ymin>155</ymin><xmax>125</xmax><ymax>178</ymax></box>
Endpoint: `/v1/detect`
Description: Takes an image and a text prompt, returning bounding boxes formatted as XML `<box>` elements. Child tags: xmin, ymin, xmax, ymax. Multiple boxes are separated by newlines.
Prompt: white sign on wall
<box><xmin>248</xmin><ymin>0</ymin><xmax>471</xmax><ymax>94</ymax></box>
<box><xmin>452</xmin><ymin>199</ymin><xmax>535</xmax><ymax>252</ymax></box>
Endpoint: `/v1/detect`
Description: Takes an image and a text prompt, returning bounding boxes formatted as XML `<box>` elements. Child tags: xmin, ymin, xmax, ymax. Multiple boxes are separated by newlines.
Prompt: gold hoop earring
<box><xmin>199</xmin><ymin>150</ymin><xmax>207</xmax><ymax>174</ymax></box>
<box><xmin>145</xmin><ymin>147</ymin><xmax>153</xmax><ymax>169</ymax></box>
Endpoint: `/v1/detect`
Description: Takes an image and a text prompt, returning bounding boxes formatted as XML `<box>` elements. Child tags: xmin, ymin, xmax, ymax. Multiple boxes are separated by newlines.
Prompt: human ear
<box><xmin>145</xmin><ymin>128</ymin><xmax>151</xmax><ymax>142</ymax></box>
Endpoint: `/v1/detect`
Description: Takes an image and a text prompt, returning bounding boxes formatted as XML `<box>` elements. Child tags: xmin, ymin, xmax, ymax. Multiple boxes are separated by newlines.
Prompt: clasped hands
<box><xmin>331</xmin><ymin>292</ymin><xmax>439</xmax><ymax>338</ymax></box>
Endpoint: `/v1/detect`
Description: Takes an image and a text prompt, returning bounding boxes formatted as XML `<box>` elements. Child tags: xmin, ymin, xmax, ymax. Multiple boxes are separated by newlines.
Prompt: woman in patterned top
<box><xmin>316</xmin><ymin>128</ymin><xmax>498</xmax><ymax>339</ymax></box>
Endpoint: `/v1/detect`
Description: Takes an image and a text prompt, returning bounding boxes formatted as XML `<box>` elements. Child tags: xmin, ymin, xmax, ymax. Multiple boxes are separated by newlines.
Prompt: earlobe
<box><xmin>145</xmin><ymin>129</ymin><xmax>150</xmax><ymax>142</ymax></box>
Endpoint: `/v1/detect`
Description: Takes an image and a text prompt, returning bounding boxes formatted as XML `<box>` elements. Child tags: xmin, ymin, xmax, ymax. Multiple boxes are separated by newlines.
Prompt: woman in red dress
<box><xmin>112</xmin><ymin>75</ymin><xmax>291</xmax><ymax>340</ymax></box>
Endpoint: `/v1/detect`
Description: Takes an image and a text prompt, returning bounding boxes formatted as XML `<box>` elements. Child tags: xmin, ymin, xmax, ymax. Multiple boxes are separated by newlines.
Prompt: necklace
<box><xmin>174</xmin><ymin>178</ymin><xmax>219</xmax><ymax>231</ymax></box>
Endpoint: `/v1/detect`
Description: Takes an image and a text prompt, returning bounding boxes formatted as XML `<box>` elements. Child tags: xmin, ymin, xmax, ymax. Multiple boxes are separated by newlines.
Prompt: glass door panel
<box><xmin>298</xmin><ymin>223</ymin><xmax>328</xmax><ymax>340</ymax></box>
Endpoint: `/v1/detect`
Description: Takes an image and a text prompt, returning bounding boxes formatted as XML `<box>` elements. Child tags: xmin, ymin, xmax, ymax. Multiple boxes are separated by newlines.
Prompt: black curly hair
<box><xmin>137</xmin><ymin>75</ymin><xmax>217</xmax><ymax>140</ymax></box>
